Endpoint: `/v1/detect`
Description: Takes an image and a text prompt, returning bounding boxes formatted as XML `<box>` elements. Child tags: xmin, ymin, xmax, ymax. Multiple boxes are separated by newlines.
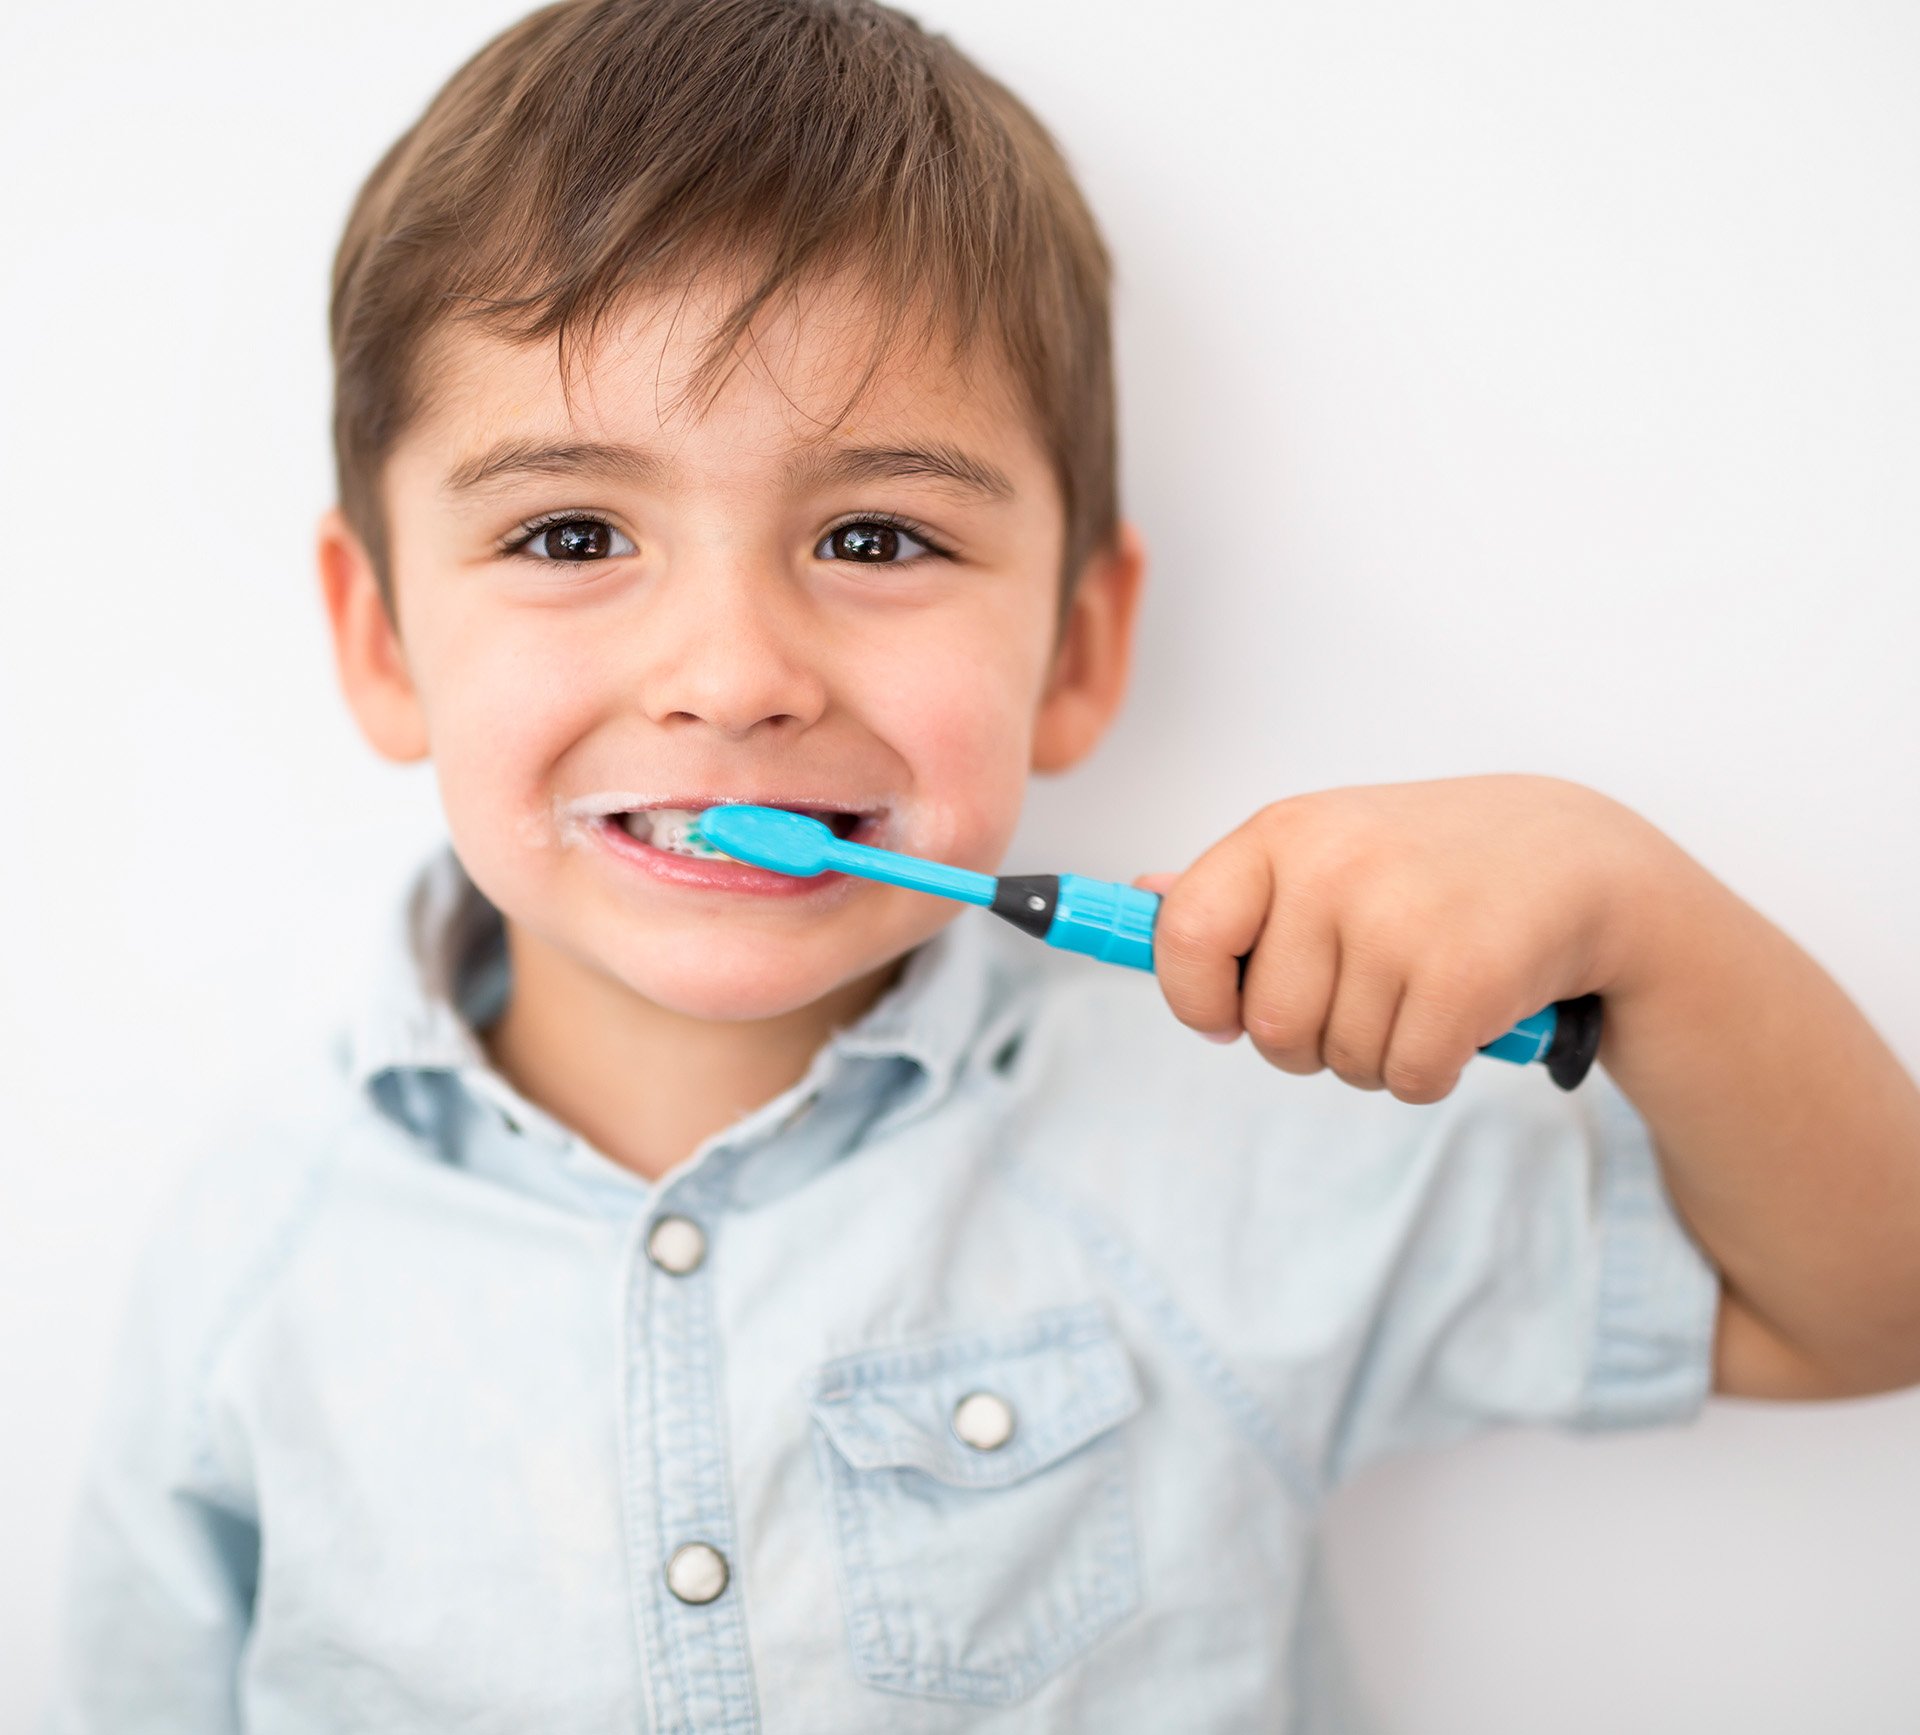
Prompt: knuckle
<box><xmin>1320</xmin><ymin>1034</ymin><xmax>1381</xmax><ymax>1087</ymax></box>
<box><xmin>1383</xmin><ymin>1053</ymin><xmax>1459</xmax><ymax>1104</ymax></box>
<box><xmin>1243</xmin><ymin>1006</ymin><xmax>1317</xmax><ymax>1070</ymax></box>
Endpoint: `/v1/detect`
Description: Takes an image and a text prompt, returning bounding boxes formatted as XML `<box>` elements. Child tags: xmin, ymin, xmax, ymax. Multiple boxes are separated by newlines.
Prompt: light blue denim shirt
<box><xmin>45</xmin><ymin>843</ymin><xmax>1720</xmax><ymax>1732</ymax></box>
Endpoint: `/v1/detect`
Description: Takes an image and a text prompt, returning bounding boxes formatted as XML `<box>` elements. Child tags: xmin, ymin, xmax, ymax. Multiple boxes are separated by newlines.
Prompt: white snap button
<box><xmin>951</xmin><ymin>1390</ymin><xmax>1016</xmax><ymax>1451</ymax></box>
<box><xmin>646</xmin><ymin>1215</ymin><xmax>706</xmax><ymax>1276</ymax></box>
<box><xmin>665</xmin><ymin>1541</ymin><xmax>729</xmax><ymax>1605</ymax></box>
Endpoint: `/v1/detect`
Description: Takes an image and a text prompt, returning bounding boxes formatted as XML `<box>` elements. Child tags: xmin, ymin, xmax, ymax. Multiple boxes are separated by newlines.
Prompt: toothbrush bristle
<box><xmin>681</xmin><ymin>816</ymin><xmax>730</xmax><ymax>860</ymax></box>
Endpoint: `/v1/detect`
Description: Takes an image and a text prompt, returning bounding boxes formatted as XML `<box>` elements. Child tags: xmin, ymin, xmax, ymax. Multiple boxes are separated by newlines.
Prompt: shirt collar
<box><xmin>338</xmin><ymin>841</ymin><xmax>1023</xmax><ymax>1166</ymax></box>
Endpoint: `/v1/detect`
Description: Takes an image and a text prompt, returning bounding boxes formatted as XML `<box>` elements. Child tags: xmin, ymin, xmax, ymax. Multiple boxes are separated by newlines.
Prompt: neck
<box><xmin>482</xmin><ymin>920</ymin><xmax>901</xmax><ymax>1183</ymax></box>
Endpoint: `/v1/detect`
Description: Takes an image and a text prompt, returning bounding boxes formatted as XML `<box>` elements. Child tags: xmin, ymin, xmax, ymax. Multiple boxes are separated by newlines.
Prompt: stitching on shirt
<box><xmin>992</xmin><ymin>1149</ymin><xmax>1323</xmax><ymax>1512</ymax></box>
<box><xmin>814</xmin><ymin>1418</ymin><xmax>915</xmax><ymax>1678</ymax></box>
<box><xmin>815</xmin><ymin>1393</ymin><xmax>1129</xmax><ymax>1488</ymax></box>
<box><xmin>615</xmin><ymin>1210</ymin><xmax>663</xmax><ymax>1733</ymax></box>
<box><xmin>811</xmin><ymin>1301</ymin><xmax>1114</xmax><ymax>1390</ymax></box>
<box><xmin>184</xmin><ymin>1112</ymin><xmax>352</xmax><ymax>1490</ymax></box>
<box><xmin>690</xmin><ymin>1266</ymin><xmax>762</xmax><ymax>1733</ymax></box>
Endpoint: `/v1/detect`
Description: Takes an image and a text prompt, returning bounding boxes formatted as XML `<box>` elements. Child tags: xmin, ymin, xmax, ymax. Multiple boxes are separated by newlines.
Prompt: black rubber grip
<box><xmin>1544</xmin><ymin>993</ymin><xmax>1604</xmax><ymax>1091</ymax></box>
<box><xmin>990</xmin><ymin>875</ymin><xmax>1060</xmax><ymax>940</ymax></box>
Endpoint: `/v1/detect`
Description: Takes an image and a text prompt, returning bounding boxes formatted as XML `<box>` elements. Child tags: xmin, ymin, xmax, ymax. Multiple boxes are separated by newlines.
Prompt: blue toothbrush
<box><xmin>696</xmin><ymin>804</ymin><xmax>1603</xmax><ymax>1089</ymax></box>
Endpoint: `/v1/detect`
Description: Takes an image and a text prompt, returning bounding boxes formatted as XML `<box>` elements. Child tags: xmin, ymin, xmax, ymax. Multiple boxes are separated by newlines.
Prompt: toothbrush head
<box><xmin>695</xmin><ymin>805</ymin><xmax>840</xmax><ymax>876</ymax></box>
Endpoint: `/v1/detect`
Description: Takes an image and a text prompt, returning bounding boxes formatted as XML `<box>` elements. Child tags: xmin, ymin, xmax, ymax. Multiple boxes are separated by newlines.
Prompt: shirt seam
<box><xmin>991</xmin><ymin>1144</ymin><xmax>1323</xmax><ymax>1512</ymax></box>
<box><xmin>183</xmin><ymin>1113</ymin><xmax>352</xmax><ymax>1489</ymax></box>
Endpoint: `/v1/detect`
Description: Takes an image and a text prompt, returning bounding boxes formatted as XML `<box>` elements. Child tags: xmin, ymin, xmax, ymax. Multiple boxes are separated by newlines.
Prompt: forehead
<box><xmin>399</xmin><ymin>266</ymin><xmax>1047</xmax><ymax>486</ymax></box>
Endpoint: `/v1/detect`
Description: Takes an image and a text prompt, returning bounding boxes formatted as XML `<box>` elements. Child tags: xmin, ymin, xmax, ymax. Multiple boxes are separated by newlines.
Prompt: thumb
<box><xmin>1131</xmin><ymin>871</ymin><xmax>1179</xmax><ymax>895</ymax></box>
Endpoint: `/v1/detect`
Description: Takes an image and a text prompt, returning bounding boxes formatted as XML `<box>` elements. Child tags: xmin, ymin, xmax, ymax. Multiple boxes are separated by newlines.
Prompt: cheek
<box><xmin>409</xmin><ymin>612</ymin><xmax>606</xmax><ymax>850</ymax></box>
<box><xmin>850</xmin><ymin>606</ymin><xmax>1051</xmax><ymax>869</ymax></box>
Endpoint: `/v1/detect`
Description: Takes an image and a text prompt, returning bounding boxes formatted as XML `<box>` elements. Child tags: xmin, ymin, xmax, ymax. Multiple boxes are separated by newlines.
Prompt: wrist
<box><xmin>1582</xmin><ymin>798</ymin><xmax>1721</xmax><ymax>1006</ymax></box>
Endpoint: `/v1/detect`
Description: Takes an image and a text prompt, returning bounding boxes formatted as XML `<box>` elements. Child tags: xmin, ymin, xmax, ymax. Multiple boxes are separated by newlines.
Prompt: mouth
<box><xmin>577</xmin><ymin>795</ymin><xmax>888</xmax><ymax>898</ymax></box>
<box><xmin>611</xmin><ymin>802</ymin><xmax>876</xmax><ymax>858</ymax></box>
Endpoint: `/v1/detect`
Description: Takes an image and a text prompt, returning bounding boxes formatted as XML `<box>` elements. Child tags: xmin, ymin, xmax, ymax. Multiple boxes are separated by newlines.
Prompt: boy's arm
<box><xmin>1144</xmin><ymin>775</ymin><xmax>1920</xmax><ymax>1402</ymax></box>
<box><xmin>1598</xmin><ymin>841</ymin><xmax>1920</xmax><ymax>1399</ymax></box>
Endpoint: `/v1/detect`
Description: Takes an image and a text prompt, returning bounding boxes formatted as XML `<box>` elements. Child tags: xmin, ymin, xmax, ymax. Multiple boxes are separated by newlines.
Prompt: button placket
<box><xmin>624</xmin><ymin>1166</ymin><xmax>760</xmax><ymax>1734</ymax></box>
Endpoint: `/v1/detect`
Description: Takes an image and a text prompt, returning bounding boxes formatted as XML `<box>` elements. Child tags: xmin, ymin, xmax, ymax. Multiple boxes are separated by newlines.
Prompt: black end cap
<box><xmin>1544</xmin><ymin>993</ymin><xmax>1604</xmax><ymax>1091</ymax></box>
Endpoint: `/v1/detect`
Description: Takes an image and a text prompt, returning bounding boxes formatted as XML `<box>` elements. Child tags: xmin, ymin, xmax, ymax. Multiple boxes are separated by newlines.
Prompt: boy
<box><xmin>45</xmin><ymin>0</ymin><xmax>1920</xmax><ymax>1728</ymax></box>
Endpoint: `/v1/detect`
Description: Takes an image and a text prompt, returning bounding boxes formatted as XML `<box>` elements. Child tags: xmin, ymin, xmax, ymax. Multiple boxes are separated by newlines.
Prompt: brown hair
<box><xmin>328</xmin><ymin>0</ymin><xmax>1119</xmax><ymax>616</ymax></box>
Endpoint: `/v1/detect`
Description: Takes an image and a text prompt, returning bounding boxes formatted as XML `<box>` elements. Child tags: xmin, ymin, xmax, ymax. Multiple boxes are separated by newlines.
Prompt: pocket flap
<box><xmin>808</xmin><ymin>1302</ymin><xmax>1142</xmax><ymax>1490</ymax></box>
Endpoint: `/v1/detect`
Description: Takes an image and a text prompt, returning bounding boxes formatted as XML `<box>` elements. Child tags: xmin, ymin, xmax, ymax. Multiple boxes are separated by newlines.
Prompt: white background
<box><xmin>4</xmin><ymin>0</ymin><xmax>1917</xmax><ymax>1727</ymax></box>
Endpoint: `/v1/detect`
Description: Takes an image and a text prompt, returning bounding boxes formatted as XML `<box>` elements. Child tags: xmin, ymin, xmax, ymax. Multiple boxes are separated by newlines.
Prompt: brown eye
<box><xmin>513</xmin><ymin>516</ymin><xmax>636</xmax><ymax>562</ymax></box>
<box><xmin>550</xmin><ymin>520</ymin><xmax>611</xmax><ymax>559</ymax></box>
<box><xmin>817</xmin><ymin>519</ymin><xmax>933</xmax><ymax>563</ymax></box>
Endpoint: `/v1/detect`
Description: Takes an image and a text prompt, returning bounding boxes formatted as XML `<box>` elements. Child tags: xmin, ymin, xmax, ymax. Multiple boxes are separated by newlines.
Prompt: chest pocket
<box><xmin>807</xmin><ymin>1301</ymin><xmax>1144</xmax><ymax>1706</ymax></box>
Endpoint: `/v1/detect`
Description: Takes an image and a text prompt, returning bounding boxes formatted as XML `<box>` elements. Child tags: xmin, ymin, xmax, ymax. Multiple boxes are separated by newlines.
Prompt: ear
<box><xmin>1031</xmin><ymin>517</ymin><xmax>1147</xmax><ymax>774</ymax></box>
<box><xmin>315</xmin><ymin>505</ymin><xmax>430</xmax><ymax>763</ymax></box>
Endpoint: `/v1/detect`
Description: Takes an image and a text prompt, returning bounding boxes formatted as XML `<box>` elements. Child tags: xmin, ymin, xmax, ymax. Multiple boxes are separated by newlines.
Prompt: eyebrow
<box><xmin>786</xmin><ymin>440</ymin><xmax>1016</xmax><ymax>502</ymax></box>
<box><xmin>442</xmin><ymin>439</ymin><xmax>666</xmax><ymax>497</ymax></box>
<box><xmin>440</xmin><ymin>436</ymin><xmax>1016</xmax><ymax>503</ymax></box>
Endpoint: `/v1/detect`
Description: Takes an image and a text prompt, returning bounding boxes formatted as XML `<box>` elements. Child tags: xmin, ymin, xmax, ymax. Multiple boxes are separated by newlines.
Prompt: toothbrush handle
<box><xmin>996</xmin><ymin>873</ymin><xmax>1604</xmax><ymax>1090</ymax></box>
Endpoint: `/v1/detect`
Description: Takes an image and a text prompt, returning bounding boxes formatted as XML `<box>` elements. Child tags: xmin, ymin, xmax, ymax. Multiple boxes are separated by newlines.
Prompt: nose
<box><xmin>633</xmin><ymin>548</ymin><xmax>829</xmax><ymax>742</ymax></box>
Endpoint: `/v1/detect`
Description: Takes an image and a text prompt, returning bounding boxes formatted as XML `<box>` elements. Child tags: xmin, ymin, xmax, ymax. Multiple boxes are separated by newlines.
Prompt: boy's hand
<box><xmin>1137</xmin><ymin>774</ymin><xmax>1665</xmax><ymax>1103</ymax></box>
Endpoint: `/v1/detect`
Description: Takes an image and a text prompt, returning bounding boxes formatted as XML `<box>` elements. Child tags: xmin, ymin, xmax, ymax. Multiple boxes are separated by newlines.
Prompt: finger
<box><xmin>1380</xmin><ymin>961</ymin><xmax>1491</xmax><ymax>1104</ymax></box>
<box><xmin>1318</xmin><ymin>933</ymin><xmax>1406</xmax><ymax>1091</ymax></box>
<box><xmin>1152</xmin><ymin>839</ymin><xmax>1274</xmax><ymax>1041</ymax></box>
<box><xmin>1238</xmin><ymin>890</ymin><xmax>1339</xmax><ymax>1075</ymax></box>
<box><xmin>1131</xmin><ymin>872</ymin><xmax>1179</xmax><ymax>895</ymax></box>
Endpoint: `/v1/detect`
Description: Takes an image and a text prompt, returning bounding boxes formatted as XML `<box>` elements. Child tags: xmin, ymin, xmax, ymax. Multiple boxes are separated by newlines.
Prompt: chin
<box><xmin>601</xmin><ymin>928</ymin><xmax>903</xmax><ymax>1023</ymax></box>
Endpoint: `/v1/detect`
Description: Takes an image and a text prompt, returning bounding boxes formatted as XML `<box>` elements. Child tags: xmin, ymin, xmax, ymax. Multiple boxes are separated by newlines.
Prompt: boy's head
<box><xmin>317</xmin><ymin>0</ymin><xmax>1146</xmax><ymax>1023</ymax></box>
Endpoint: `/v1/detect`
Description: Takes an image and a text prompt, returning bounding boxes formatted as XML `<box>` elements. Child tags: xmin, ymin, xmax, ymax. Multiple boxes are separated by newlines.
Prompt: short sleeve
<box><xmin>1313</xmin><ymin>1058</ymin><xmax>1723</xmax><ymax>1488</ymax></box>
<box><xmin>41</xmin><ymin>1184</ymin><xmax>260</xmax><ymax>1734</ymax></box>
<box><xmin>1569</xmin><ymin>1063</ymin><xmax>1725</xmax><ymax>1430</ymax></box>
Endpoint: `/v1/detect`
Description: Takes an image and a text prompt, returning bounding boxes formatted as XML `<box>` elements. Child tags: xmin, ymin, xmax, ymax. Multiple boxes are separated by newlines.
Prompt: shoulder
<box><xmin>111</xmin><ymin>1047</ymin><xmax>368</xmax><ymax>1443</ymax></box>
<box><xmin>153</xmin><ymin>1046</ymin><xmax>360</xmax><ymax>1273</ymax></box>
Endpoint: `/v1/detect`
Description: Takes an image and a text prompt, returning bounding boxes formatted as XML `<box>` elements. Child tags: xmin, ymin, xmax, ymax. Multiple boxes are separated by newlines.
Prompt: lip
<box><xmin>579</xmin><ymin>796</ymin><xmax>889</xmax><ymax>899</ymax></box>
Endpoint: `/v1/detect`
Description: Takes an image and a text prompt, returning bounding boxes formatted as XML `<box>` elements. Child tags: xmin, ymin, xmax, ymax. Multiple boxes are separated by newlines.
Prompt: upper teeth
<box><xmin>620</xmin><ymin>807</ymin><xmax>728</xmax><ymax>858</ymax></box>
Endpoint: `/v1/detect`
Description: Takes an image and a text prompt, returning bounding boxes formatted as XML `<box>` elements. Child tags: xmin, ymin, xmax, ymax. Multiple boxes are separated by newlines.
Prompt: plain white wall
<box><xmin>4</xmin><ymin>0</ymin><xmax>1917</xmax><ymax>1726</ymax></box>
